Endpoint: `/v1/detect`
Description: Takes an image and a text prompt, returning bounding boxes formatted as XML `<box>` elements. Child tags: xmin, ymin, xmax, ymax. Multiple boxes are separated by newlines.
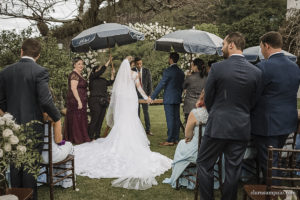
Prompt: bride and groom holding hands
<box><xmin>74</xmin><ymin>52</ymin><xmax>185</xmax><ymax>190</ymax></box>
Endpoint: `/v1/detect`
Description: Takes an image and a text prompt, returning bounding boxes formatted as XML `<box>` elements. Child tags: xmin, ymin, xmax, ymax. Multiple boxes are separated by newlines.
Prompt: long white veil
<box><xmin>106</xmin><ymin>59</ymin><xmax>138</xmax><ymax>128</ymax></box>
<box><xmin>75</xmin><ymin>58</ymin><xmax>172</xmax><ymax>190</ymax></box>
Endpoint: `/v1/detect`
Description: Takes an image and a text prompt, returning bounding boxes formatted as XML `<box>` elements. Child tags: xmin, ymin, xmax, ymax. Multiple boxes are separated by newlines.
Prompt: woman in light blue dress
<box><xmin>162</xmin><ymin>106</ymin><xmax>208</xmax><ymax>189</ymax></box>
<box><xmin>163</xmin><ymin>90</ymin><xmax>224</xmax><ymax>189</ymax></box>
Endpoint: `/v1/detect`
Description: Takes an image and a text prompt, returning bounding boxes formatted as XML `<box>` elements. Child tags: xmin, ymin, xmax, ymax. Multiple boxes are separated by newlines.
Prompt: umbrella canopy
<box><xmin>71</xmin><ymin>23</ymin><xmax>145</xmax><ymax>52</ymax></box>
<box><xmin>243</xmin><ymin>46</ymin><xmax>297</xmax><ymax>62</ymax></box>
<box><xmin>155</xmin><ymin>29</ymin><xmax>223</xmax><ymax>55</ymax></box>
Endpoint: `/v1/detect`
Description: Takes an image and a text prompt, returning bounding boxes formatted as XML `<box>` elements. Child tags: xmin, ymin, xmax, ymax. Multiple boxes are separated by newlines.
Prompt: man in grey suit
<box><xmin>196</xmin><ymin>32</ymin><xmax>262</xmax><ymax>200</ymax></box>
<box><xmin>132</xmin><ymin>57</ymin><xmax>153</xmax><ymax>136</ymax></box>
<box><xmin>251</xmin><ymin>32</ymin><xmax>300</xmax><ymax>183</ymax></box>
<box><xmin>0</xmin><ymin>39</ymin><xmax>61</xmax><ymax>200</ymax></box>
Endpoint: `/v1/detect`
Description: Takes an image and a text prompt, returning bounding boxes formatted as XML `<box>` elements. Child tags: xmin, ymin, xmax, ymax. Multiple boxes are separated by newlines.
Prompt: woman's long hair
<box><xmin>192</xmin><ymin>58</ymin><xmax>206</xmax><ymax>78</ymax></box>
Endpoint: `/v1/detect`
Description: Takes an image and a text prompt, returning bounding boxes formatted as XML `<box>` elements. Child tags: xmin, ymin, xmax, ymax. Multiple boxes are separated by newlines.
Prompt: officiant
<box><xmin>132</xmin><ymin>57</ymin><xmax>154</xmax><ymax>136</ymax></box>
<box><xmin>88</xmin><ymin>56</ymin><xmax>115</xmax><ymax>140</ymax></box>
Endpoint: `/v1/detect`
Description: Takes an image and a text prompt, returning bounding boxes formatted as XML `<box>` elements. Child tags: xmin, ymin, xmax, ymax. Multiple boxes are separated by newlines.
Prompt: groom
<box><xmin>148</xmin><ymin>52</ymin><xmax>184</xmax><ymax>146</ymax></box>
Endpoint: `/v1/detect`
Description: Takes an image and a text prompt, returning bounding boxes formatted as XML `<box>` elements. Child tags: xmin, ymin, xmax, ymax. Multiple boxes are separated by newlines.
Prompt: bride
<box><xmin>74</xmin><ymin>57</ymin><xmax>172</xmax><ymax>190</ymax></box>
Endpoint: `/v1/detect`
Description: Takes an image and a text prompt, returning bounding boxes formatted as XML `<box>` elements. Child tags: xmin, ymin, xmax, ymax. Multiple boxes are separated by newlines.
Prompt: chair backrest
<box><xmin>42</xmin><ymin>121</ymin><xmax>53</xmax><ymax>170</ymax></box>
<box><xmin>266</xmin><ymin>146</ymin><xmax>300</xmax><ymax>194</ymax></box>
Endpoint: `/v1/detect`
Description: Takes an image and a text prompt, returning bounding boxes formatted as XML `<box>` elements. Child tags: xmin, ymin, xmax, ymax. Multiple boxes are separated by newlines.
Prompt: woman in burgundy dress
<box><xmin>64</xmin><ymin>57</ymin><xmax>91</xmax><ymax>144</ymax></box>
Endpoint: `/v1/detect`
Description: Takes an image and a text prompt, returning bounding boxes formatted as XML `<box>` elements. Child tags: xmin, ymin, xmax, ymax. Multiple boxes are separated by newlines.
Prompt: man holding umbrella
<box><xmin>148</xmin><ymin>52</ymin><xmax>185</xmax><ymax>146</ymax></box>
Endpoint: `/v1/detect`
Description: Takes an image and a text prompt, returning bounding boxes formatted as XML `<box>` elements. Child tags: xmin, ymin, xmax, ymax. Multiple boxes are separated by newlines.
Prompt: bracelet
<box><xmin>58</xmin><ymin>140</ymin><xmax>65</xmax><ymax>146</ymax></box>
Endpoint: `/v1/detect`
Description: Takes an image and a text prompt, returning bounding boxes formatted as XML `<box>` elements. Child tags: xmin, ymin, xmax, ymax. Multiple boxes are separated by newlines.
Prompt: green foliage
<box><xmin>0</xmin><ymin>28</ymin><xmax>33</xmax><ymax>68</ymax></box>
<box><xmin>195</xmin><ymin>23</ymin><xmax>220</xmax><ymax>37</ymax></box>
<box><xmin>217</xmin><ymin>0</ymin><xmax>286</xmax><ymax>25</ymax></box>
<box><xmin>215</xmin><ymin>0</ymin><xmax>286</xmax><ymax>47</ymax></box>
<box><xmin>37</xmin><ymin>36</ymin><xmax>71</xmax><ymax>109</ymax></box>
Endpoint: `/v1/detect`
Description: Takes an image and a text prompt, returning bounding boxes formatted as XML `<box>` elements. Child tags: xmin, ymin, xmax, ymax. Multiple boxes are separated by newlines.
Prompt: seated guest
<box><xmin>38</xmin><ymin>113</ymin><xmax>74</xmax><ymax>188</ymax></box>
<box><xmin>163</xmin><ymin>91</ymin><xmax>223</xmax><ymax>189</ymax></box>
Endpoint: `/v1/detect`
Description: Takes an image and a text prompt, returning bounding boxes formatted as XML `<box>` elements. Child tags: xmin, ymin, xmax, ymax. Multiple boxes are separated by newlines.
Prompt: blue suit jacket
<box><xmin>251</xmin><ymin>53</ymin><xmax>300</xmax><ymax>136</ymax></box>
<box><xmin>151</xmin><ymin>64</ymin><xmax>184</xmax><ymax>104</ymax></box>
<box><xmin>204</xmin><ymin>55</ymin><xmax>262</xmax><ymax>141</ymax></box>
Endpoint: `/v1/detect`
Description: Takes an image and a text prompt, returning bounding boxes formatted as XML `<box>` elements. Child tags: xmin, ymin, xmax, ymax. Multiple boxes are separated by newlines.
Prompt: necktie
<box><xmin>138</xmin><ymin>69</ymin><xmax>143</xmax><ymax>88</ymax></box>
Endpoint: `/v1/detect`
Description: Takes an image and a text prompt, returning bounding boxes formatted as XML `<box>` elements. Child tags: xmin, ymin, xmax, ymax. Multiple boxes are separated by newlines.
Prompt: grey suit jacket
<box><xmin>204</xmin><ymin>55</ymin><xmax>262</xmax><ymax>141</ymax></box>
<box><xmin>132</xmin><ymin>67</ymin><xmax>152</xmax><ymax>97</ymax></box>
<box><xmin>0</xmin><ymin>58</ymin><xmax>60</xmax><ymax>124</ymax></box>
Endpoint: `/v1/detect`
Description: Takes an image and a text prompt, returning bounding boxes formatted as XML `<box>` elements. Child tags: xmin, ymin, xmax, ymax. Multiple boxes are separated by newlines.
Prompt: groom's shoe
<box><xmin>146</xmin><ymin>131</ymin><xmax>154</xmax><ymax>136</ymax></box>
<box><xmin>159</xmin><ymin>141</ymin><xmax>174</xmax><ymax>146</ymax></box>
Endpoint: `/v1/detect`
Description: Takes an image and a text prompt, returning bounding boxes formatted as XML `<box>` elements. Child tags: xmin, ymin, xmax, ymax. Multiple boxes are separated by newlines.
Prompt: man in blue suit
<box><xmin>251</xmin><ymin>31</ymin><xmax>300</xmax><ymax>182</ymax></box>
<box><xmin>148</xmin><ymin>52</ymin><xmax>185</xmax><ymax>146</ymax></box>
<box><xmin>196</xmin><ymin>32</ymin><xmax>262</xmax><ymax>200</ymax></box>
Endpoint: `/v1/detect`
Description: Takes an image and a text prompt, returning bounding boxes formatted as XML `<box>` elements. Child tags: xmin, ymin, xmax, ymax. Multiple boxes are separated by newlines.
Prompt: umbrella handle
<box><xmin>109</xmin><ymin>47</ymin><xmax>115</xmax><ymax>71</ymax></box>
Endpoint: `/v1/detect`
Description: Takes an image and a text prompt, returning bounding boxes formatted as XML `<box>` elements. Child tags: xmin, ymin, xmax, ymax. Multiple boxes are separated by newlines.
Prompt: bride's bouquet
<box><xmin>0</xmin><ymin>113</ymin><xmax>41</xmax><ymax>194</ymax></box>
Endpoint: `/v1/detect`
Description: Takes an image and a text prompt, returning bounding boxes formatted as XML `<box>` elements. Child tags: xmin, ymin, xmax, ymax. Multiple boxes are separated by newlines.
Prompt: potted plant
<box><xmin>0</xmin><ymin>113</ymin><xmax>41</xmax><ymax>195</ymax></box>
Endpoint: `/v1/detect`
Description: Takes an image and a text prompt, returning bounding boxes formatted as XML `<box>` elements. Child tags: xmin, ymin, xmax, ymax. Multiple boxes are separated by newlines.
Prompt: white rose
<box><xmin>5</xmin><ymin>119</ymin><xmax>15</xmax><ymax>126</ymax></box>
<box><xmin>9</xmin><ymin>135</ymin><xmax>19</xmax><ymax>145</ymax></box>
<box><xmin>13</xmin><ymin>124</ymin><xmax>20</xmax><ymax>131</ymax></box>
<box><xmin>0</xmin><ymin>149</ymin><xmax>3</xmax><ymax>157</ymax></box>
<box><xmin>3</xmin><ymin>113</ymin><xmax>13</xmax><ymax>120</ymax></box>
<box><xmin>17</xmin><ymin>145</ymin><xmax>27</xmax><ymax>153</ymax></box>
<box><xmin>3</xmin><ymin>128</ymin><xmax>13</xmax><ymax>137</ymax></box>
<box><xmin>0</xmin><ymin>118</ymin><xmax>5</xmax><ymax>125</ymax></box>
<box><xmin>4</xmin><ymin>143</ymin><xmax>11</xmax><ymax>152</ymax></box>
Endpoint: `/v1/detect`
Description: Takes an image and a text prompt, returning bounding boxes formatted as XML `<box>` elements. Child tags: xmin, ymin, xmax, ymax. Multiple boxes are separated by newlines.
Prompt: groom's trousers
<box><xmin>164</xmin><ymin>104</ymin><xmax>180</xmax><ymax>142</ymax></box>
<box><xmin>197</xmin><ymin>135</ymin><xmax>247</xmax><ymax>200</ymax></box>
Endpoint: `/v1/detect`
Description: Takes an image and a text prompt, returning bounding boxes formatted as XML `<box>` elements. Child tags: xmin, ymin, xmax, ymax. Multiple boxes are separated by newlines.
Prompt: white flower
<box><xmin>3</xmin><ymin>113</ymin><xmax>13</xmax><ymax>120</ymax></box>
<box><xmin>13</xmin><ymin>124</ymin><xmax>20</xmax><ymax>131</ymax></box>
<box><xmin>27</xmin><ymin>139</ymin><xmax>32</xmax><ymax>143</ymax></box>
<box><xmin>4</xmin><ymin>143</ymin><xmax>11</xmax><ymax>152</ymax></box>
<box><xmin>0</xmin><ymin>118</ymin><xmax>4</xmax><ymax>125</ymax></box>
<box><xmin>5</xmin><ymin>119</ymin><xmax>15</xmax><ymax>126</ymax></box>
<box><xmin>0</xmin><ymin>149</ymin><xmax>3</xmax><ymax>157</ymax></box>
<box><xmin>17</xmin><ymin>145</ymin><xmax>27</xmax><ymax>153</ymax></box>
<box><xmin>9</xmin><ymin>135</ymin><xmax>19</xmax><ymax>145</ymax></box>
<box><xmin>3</xmin><ymin>128</ymin><xmax>13</xmax><ymax>137</ymax></box>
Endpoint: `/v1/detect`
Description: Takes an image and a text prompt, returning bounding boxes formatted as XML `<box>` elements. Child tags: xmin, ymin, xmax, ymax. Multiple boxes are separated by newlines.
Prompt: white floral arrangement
<box><xmin>0</xmin><ymin>113</ymin><xmax>41</xmax><ymax>192</ymax></box>
<box><xmin>129</xmin><ymin>22</ymin><xmax>176</xmax><ymax>41</ymax></box>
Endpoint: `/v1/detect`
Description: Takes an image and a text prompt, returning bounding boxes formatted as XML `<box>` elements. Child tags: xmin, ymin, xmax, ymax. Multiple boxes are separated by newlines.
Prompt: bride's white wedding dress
<box><xmin>74</xmin><ymin>59</ymin><xmax>172</xmax><ymax>190</ymax></box>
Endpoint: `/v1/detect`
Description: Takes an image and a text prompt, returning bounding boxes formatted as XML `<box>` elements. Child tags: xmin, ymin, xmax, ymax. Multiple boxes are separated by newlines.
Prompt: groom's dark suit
<box><xmin>197</xmin><ymin>55</ymin><xmax>262</xmax><ymax>200</ymax></box>
<box><xmin>0</xmin><ymin>58</ymin><xmax>61</xmax><ymax>200</ymax></box>
<box><xmin>151</xmin><ymin>63</ymin><xmax>184</xmax><ymax>142</ymax></box>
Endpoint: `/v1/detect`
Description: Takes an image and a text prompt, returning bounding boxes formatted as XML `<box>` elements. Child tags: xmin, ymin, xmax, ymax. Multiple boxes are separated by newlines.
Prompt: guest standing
<box><xmin>183</xmin><ymin>58</ymin><xmax>207</xmax><ymax>122</ymax></box>
<box><xmin>64</xmin><ymin>57</ymin><xmax>90</xmax><ymax>144</ymax></box>
<box><xmin>197</xmin><ymin>32</ymin><xmax>262</xmax><ymax>200</ymax></box>
<box><xmin>251</xmin><ymin>31</ymin><xmax>300</xmax><ymax>182</ymax></box>
<box><xmin>0</xmin><ymin>38</ymin><xmax>61</xmax><ymax>200</ymax></box>
<box><xmin>88</xmin><ymin>57</ymin><xmax>115</xmax><ymax>139</ymax></box>
<box><xmin>149</xmin><ymin>52</ymin><xmax>185</xmax><ymax>146</ymax></box>
<box><xmin>132</xmin><ymin>57</ymin><xmax>153</xmax><ymax>136</ymax></box>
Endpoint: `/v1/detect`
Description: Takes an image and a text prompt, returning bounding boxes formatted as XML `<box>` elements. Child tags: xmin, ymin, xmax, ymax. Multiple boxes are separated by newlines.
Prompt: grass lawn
<box><xmin>38</xmin><ymin>105</ymin><xmax>246</xmax><ymax>200</ymax></box>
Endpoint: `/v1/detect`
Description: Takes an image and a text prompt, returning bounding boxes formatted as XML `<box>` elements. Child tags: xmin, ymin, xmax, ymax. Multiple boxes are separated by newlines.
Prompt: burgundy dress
<box><xmin>64</xmin><ymin>71</ymin><xmax>91</xmax><ymax>144</ymax></box>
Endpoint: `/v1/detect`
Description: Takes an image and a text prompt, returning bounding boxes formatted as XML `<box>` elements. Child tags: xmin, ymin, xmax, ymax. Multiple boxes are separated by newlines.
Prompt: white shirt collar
<box><xmin>231</xmin><ymin>54</ymin><xmax>244</xmax><ymax>57</ymax></box>
<box><xmin>22</xmin><ymin>56</ymin><xmax>35</xmax><ymax>62</ymax></box>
